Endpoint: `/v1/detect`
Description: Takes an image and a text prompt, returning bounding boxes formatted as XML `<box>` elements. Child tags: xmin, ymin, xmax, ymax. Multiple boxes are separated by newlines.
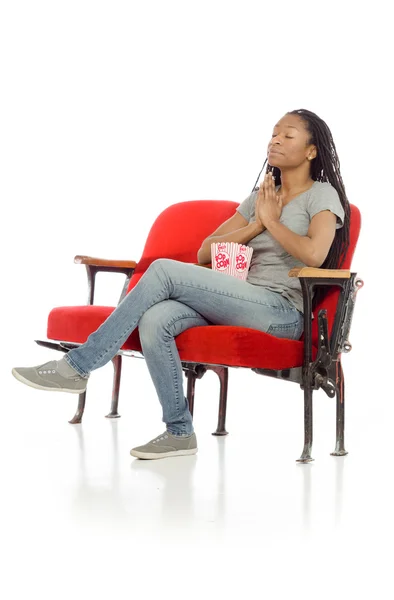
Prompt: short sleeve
<box><xmin>307</xmin><ymin>182</ymin><xmax>345</xmax><ymax>229</ymax></box>
<box><xmin>236</xmin><ymin>190</ymin><xmax>257</xmax><ymax>222</ymax></box>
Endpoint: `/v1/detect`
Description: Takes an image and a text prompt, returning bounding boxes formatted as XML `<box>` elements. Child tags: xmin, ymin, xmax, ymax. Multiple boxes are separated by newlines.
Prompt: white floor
<box><xmin>3</xmin><ymin>321</ymin><xmax>393</xmax><ymax>599</ymax></box>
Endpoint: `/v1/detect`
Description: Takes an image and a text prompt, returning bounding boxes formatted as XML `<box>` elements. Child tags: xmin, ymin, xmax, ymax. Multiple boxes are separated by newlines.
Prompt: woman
<box><xmin>12</xmin><ymin>108</ymin><xmax>350</xmax><ymax>460</ymax></box>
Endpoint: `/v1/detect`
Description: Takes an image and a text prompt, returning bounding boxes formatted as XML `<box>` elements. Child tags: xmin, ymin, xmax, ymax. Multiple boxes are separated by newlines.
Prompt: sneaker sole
<box><xmin>130</xmin><ymin>448</ymin><xmax>198</xmax><ymax>460</ymax></box>
<box><xmin>12</xmin><ymin>369</ymin><xmax>87</xmax><ymax>394</ymax></box>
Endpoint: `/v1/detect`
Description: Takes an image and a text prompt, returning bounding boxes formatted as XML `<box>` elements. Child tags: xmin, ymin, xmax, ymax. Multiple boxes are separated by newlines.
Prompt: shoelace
<box><xmin>152</xmin><ymin>434</ymin><xmax>169</xmax><ymax>444</ymax></box>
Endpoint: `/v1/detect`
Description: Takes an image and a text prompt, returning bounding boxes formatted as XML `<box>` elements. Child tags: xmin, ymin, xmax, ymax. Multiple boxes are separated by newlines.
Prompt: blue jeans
<box><xmin>65</xmin><ymin>259</ymin><xmax>303</xmax><ymax>436</ymax></box>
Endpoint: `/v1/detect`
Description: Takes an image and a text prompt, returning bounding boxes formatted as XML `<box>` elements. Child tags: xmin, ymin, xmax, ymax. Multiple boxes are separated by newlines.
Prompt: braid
<box><xmin>251</xmin><ymin>109</ymin><xmax>351</xmax><ymax>310</ymax></box>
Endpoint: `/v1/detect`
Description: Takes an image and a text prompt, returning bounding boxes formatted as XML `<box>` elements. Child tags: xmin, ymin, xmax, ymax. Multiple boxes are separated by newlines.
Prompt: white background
<box><xmin>1</xmin><ymin>1</ymin><xmax>393</xmax><ymax>598</ymax></box>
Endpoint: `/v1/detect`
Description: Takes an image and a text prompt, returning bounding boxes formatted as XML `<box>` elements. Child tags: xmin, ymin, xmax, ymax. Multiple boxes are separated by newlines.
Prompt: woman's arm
<box><xmin>197</xmin><ymin>212</ymin><xmax>264</xmax><ymax>264</ymax></box>
<box><xmin>264</xmin><ymin>210</ymin><xmax>337</xmax><ymax>267</ymax></box>
<box><xmin>256</xmin><ymin>173</ymin><xmax>338</xmax><ymax>267</ymax></box>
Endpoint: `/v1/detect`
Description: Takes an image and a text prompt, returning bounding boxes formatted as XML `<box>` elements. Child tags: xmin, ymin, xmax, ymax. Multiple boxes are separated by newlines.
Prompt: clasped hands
<box><xmin>255</xmin><ymin>172</ymin><xmax>283</xmax><ymax>230</ymax></box>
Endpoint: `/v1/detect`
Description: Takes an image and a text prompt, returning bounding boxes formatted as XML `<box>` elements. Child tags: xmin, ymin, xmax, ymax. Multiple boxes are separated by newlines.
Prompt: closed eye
<box><xmin>272</xmin><ymin>134</ymin><xmax>294</xmax><ymax>139</ymax></box>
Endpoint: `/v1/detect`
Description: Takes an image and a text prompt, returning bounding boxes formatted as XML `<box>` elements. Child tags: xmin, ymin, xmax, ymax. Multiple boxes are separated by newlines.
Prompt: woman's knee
<box><xmin>147</xmin><ymin>258</ymin><xmax>174</xmax><ymax>274</ymax></box>
<box><xmin>138</xmin><ymin>301</ymin><xmax>179</xmax><ymax>347</ymax></box>
<box><xmin>147</xmin><ymin>258</ymin><xmax>186</xmax><ymax>281</ymax></box>
<box><xmin>139</xmin><ymin>300</ymin><xmax>207</xmax><ymax>347</ymax></box>
<box><xmin>139</xmin><ymin>304</ymin><xmax>165</xmax><ymax>341</ymax></box>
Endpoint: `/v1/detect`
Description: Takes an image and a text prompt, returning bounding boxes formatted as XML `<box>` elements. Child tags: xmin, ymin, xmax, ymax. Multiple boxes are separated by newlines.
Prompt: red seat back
<box><xmin>127</xmin><ymin>200</ymin><xmax>239</xmax><ymax>292</ymax></box>
<box><xmin>309</xmin><ymin>204</ymin><xmax>361</xmax><ymax>345</ymax></box>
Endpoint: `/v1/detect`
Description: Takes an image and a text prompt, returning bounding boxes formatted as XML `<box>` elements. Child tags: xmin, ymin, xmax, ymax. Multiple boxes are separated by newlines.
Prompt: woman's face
<box><xmin>267</xmin><ymin>113</ymin><xmax>316</xmax><ymax>169</ymax></box>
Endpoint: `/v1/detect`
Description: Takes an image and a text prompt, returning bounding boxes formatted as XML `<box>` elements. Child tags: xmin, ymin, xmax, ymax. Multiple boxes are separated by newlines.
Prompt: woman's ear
<box><xmin>307</xmin><ymin>146</ymin><xmax>317</xmax><ymax>160</ymax></box>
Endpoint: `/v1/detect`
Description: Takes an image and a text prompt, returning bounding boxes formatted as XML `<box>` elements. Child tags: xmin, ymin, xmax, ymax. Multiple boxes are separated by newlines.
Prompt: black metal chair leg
<box><xmin>186</xmin><ymin>370</ymin><xmax>197</xmax><ymax>417</ymax></box>
<box><xmin>331</xmin><ymin>360</ymin><xmax>348</xmax><ymax>457</ymax></box>
<box><xmin>210</xmin><ymin>366</ymin><xmax>229</xmax><ymax>436</ymax></box>
<box><xmin>69</xmin><ymin>391</ymin><xmax>87</xmax><ymax>424</ymax></box>
<box><xmin>106</xmin><ymin>355</ymin><xmax>122</xmax><ymax>419</ymax></box>
<box><xmin>297</xmin><ymin>380</ymin><xmax>314</xmax><ymax>463</ymax></box>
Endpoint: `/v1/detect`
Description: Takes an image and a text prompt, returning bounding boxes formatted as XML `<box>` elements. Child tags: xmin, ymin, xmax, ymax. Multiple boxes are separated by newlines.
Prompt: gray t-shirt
<box><xmin>236</xmin><ymin>181</ymin><xmax>345</xmax><ymax>313</ymax></box>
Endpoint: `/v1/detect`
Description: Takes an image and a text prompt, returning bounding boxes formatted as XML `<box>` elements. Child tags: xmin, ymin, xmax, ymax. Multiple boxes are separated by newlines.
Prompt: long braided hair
<box><xmin>251</xmin><ymin>108</ymin><xmax>350</xmax><ymax>309</ymax></box>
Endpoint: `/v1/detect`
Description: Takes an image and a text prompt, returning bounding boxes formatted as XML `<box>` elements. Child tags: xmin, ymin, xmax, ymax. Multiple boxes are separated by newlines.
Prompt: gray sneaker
<box><xmin>12</xmin><ymin>360</ymin><xmax>88</xmax><ymax>394</ymax></box>
<box><xmin>130</xmin><ymin>431</ymin><xmax>198</xmax><ymax>460</ymax></box>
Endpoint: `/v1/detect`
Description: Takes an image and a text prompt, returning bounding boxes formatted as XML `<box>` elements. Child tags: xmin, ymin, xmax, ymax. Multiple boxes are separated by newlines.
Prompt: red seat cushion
<box><xmin>47</xmin><ymin>305</ymin><xmax>317</xmax><ymax>370</ymax></box>
<box><xmin>47</xmin><ymin>305</ymin><xmax>139</xmax><ymax>347</ymax></box>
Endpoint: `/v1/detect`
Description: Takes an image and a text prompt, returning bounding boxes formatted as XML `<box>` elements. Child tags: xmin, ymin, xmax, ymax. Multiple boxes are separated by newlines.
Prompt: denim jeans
<box><xmin>65</xmin><ymin>259</ymin><xmax>303</xmax><ymax>436</ymax></box>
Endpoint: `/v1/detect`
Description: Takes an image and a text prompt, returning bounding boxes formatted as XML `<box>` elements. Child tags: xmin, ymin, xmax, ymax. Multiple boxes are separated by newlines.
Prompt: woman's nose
<box><xmin>269</xmin><ymin>139</ymin><xmax>281</xmax><ymax>150</ymax></box>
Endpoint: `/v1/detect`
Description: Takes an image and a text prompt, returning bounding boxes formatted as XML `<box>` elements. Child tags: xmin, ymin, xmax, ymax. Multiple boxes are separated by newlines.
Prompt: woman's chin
<box><xmin>268</xmin><ymin>159</ymin><xmax>281</xmax><ymax>170</ymax></box>
<box><xmin>267</xmin><ymin>155</ymin><xmax>282</xmax><ymax>168</ymax></box>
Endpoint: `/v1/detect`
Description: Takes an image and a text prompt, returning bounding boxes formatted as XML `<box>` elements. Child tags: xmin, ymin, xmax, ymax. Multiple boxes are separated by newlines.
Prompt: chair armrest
<box><xmin>74</xmin><ymin>255</ymin><xmax>137</xmax><ymax>305</ymax></box>
<box><xmin>74</xmin><ymin>255</ymin><xmax>137</xmax><ymax>269</ymax></box>
<box><xmin>290</xmin><ymin>265</ymin><xmax>362</xmax><ymax>372</ymax></box>
<box><xmin>288</xmin><ymin>267</ymin><xmax>351</xmax><ymax>279</ymax></box>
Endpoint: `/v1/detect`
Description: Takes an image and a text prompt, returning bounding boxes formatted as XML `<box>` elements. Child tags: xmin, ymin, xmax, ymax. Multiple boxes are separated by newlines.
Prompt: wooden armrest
<box><xmin>74</xmin><ymin>255</ymin><xmax>137</xmax><ymax>269</ymax></box>
<box><xmin>288</xmin><ymin>267</ymin><xmax>351</xmax><ymax>279</ymax></box>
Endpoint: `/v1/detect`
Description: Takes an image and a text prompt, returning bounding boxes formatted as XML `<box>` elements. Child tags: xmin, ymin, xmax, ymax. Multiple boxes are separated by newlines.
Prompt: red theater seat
<box><xmin>37</xmin><ymin>200</ymin><xmax>362</xmax><ymax>462</ymax></box>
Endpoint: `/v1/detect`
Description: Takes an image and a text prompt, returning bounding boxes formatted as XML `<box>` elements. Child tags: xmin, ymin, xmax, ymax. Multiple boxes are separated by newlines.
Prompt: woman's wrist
<box><xmin>250</xmin><ymin>221</ymin><xmax>265</xmax><ymax>235</ymax></box>
<box><xmin>263</xmin><ymin>218</ymin><xmax>280</xmax><ymax>231</ymax></box>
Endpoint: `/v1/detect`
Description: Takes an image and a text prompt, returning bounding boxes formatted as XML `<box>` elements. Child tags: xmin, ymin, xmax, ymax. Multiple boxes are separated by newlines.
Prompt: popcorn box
<box><xmin>211</xmin><ymin>242</ymin><xmax>253</xmax><ymax>280</ymax></box>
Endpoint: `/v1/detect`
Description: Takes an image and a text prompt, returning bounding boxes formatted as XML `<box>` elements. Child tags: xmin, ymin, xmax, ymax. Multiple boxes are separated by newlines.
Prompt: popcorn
<box><xmin>211</xmin><ymin>242</ymin><xmax>253</xmax><ymax>280</ymax></box>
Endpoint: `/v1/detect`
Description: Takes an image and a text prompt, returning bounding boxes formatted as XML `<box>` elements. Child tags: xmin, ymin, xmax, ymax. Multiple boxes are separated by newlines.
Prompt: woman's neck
<box><xmin>277</xmin><ymin>172</ymin><xmax>314</xmax><ymax>197</ymax></box>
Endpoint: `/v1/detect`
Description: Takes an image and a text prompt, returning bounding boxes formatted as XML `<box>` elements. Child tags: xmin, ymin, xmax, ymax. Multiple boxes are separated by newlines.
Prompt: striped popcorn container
<box><xmin>210</xmin><ymin>242</ymin><xmax>253</xmax><ymax>280</ymax></box>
